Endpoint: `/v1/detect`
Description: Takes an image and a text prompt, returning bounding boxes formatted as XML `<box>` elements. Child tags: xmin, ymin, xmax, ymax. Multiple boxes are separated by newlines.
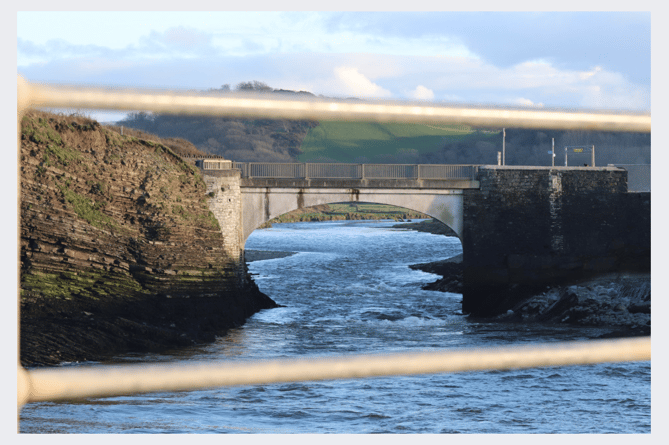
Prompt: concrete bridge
<box><xmin>199</xmin><ymin>161</ymin><xmax>650</xmax><ymax>316</ymax></box>
<box><xmin>234</xmin><ymin>163</ymin><xmax>478</xmax><ymax>243</ymax></box>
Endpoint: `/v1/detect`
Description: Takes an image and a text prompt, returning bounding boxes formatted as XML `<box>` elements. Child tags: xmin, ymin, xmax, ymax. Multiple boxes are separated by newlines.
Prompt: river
<box><xmin>19</xmin><ymin>220</ymin><xmax>650</xmax><ymax>433</ymax></box>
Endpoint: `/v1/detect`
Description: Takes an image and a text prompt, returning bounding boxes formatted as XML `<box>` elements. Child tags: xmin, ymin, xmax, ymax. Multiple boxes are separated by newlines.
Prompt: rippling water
<box><xmin>19</xmin><ymin>220</ymin><xmax>650</xmax><ymax>433</ymax></box>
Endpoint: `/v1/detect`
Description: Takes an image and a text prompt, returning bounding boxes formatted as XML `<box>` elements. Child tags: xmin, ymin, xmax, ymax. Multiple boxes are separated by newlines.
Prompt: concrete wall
<box><xmin>461</xmin><ymin>166</ymin><xmax>650</xmax><ymax>316</ymax></box>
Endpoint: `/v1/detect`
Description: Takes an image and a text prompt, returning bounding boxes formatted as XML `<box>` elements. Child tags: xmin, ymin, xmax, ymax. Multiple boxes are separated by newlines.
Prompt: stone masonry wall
<box><xmin>202</xmin><ymin>169</ymin><xmax>243</xmax><ymax>262</ymax></box>
<box><xmin>461</xmin><ymin>166</ymin><xmax>650</xmax><ymax>316</ymax></box>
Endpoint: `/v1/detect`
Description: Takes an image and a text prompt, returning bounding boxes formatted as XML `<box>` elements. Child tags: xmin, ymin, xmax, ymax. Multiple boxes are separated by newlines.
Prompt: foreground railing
<box><xmin>231</xmin><ymin>162</ymin><xmax>479</xmax><ymax>180</ymax></box>
<box><xmin>17</xmin><ymin>76</ymin><xmax>651</xmax><ymax>409</ymax></box>
<box><xmin>18</xmin><ymin>337</ymin><xmax>651</xmax><ymax>406</ymax></box>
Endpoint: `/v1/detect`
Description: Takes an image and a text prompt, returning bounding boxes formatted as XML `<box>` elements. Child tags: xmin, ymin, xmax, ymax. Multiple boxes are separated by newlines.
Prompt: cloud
<box><xmin>333</xmin><ymin>66</ymin><xmax>392</xmax><ymax>98</ymax></box>
<box><xmin>137</xmin><ymin>27</ymin><xmax>216</xmax><ymax>58</ymax></box>
<box><xmin>514</xmin><ymin>98</ymin><xmax>544</xmax><ymax>108</ymax></box>
<box><xmin>18</xmin><ymin>37</ymin><xmax>117</xmax><ymax>61</ymax></box>
<box><xmin>579</xmin><ymin>66</ymin><xmax>603</xmax><ymax>81</ymax></box>
<box><xmin>162</xmin><ymin>27</ymin><xmax>213</xmax><ymax>50</ymax></box>
<box><xmin>18</xmin><ymin>49</ymin><xmax>649</xmax><ymax>111</ymax></box>
<box><xmin>410</xmin><ymin>85</ymin><xmax>435</xmax><ymax>101</ymax></box>
<box><xmin>323</xmin><ymin>12</ymin><xmax>650</xmax><ymax>84</ymax></box>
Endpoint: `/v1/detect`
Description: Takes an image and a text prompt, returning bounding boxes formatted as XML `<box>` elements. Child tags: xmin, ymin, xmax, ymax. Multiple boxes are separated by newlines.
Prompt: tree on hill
<box><xmin>118</xmin><ymin>81</ymin><xmax>318</xmax><ymax>162</ymax></box>
<box><xmin>236</xmin><ymin>80</ymin><xmax>272</xmax><ymax>92</ymax></box>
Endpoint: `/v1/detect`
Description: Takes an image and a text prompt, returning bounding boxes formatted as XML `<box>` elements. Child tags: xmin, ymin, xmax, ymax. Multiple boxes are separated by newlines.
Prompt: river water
<box><xmin>19</xmin><ymin>220</ymin><xmax>650</xmax><ymax>433</ymax></box>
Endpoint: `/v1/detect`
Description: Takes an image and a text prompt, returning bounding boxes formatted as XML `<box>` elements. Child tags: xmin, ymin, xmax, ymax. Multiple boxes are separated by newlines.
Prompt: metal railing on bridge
<box><xmin>17</xmin><ymin>76</ymin><xmax>651</xmax><ymax>410</ymax></box>
<box><xmin>231</xmin><ymin>162</ymin><xmax>479</xmax><ymax>180</ymax></box>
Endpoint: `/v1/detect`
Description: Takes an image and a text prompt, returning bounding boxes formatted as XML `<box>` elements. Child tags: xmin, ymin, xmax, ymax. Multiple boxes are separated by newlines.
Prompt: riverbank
<box><xmin>500</xmin><ymin>272</ymin><xmax>651</xmax><ymax>337</ymax></box>
<box><xmin>393</xmin><ymin>218</ymin><xmax>458</xmax><ymax>237</ymax></box>
<box><xmin>245</xmin><ymin>249</ymin><xmax>297</xmax><ymax>262</ymax></box>
<box><xmin>19</xmin><ymin>111</ymin><xmax>278</xmax><ymax>367</ymax></box>
<box><xmin>20</xmin><ymin>280</ymin><xmax>276</xmax><ymax>367</ymax></box>
<box><xmin>410</xmin><ymin>253</ymin><xmax>463</xmax><ymax>293</ymax></box>
<box><xmin>399</xmin><ymin>221</ymin><xmax>650</xmax><ymax>338</ymax></box>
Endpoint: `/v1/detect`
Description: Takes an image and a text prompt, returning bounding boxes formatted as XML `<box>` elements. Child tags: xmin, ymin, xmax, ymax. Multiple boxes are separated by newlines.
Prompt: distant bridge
<box><xmin>197</xmin><ymin>161</ymin><xmax>480</xmax><ymax>242</ymax></box>
<box><xmin>199</xmin><ymin>160</ymin><xmax>648</xmax><ymax>316</ymax></box>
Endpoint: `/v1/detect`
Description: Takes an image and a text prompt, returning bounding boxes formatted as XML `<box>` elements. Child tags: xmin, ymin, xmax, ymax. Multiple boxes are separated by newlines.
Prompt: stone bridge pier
<box><xmin>460</xmin><ymin>166</ymin><xmax>650</xmax><ymax>316</ymax></box>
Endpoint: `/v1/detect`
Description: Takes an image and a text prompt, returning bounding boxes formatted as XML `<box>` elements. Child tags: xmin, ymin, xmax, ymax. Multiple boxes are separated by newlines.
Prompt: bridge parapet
<box><xmin>231</xmin><ymin>162</ymin><xmax>479</xmax><ymax>181</ymax></box>
<box><xmin>240</xmin><ymin>177</ymin><xmax>479</xmax><ymax>189</ymax></box>
<box><xmin>222</xmin><ymin>162</ymin><xmax>480</xmax><ymax>189</ymax></box>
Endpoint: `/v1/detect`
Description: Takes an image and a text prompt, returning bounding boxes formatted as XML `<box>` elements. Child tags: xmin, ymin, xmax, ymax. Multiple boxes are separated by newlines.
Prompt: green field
<box><xmin>258</xmin><ymin>202</ymin><xmax>429</xmax><ymax>228</ymax></box>
<box><xmin>298</xmin><ymin>121</ymin><xmax>479</xmax><ymax>163</ymax></box>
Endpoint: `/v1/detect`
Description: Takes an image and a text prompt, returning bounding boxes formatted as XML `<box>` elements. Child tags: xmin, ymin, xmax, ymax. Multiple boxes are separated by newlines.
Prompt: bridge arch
<box><xmin>240</xmin><ymin>187</ymin><xmax>463</xmax><ymax>247</ymax></box>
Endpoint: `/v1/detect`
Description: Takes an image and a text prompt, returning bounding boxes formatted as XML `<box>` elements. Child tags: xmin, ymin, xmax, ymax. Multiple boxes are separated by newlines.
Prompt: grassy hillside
<box><xmin>298</xmin><ymin>121</ymin><xmax>493</xmax><ymax>163</ymax></box>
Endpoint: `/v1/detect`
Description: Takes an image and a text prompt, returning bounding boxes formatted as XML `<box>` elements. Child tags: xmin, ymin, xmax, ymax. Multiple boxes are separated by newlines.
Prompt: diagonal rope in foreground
<box><xmin>17</xmin><ymin>76</ymin><xmax>650</xmax><ymax>133</ymax></box>
<box><xmin>18</xmin><ymin>337</ymin><xmax>650</xmax><ymax>407</ymax></box>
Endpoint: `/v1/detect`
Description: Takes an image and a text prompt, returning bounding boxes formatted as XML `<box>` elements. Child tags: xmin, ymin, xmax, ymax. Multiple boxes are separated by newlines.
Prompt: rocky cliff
<box><xmin>19</xmin><ymin>110</ymin><xmax>277</xmax><ymax>367</ymax></box>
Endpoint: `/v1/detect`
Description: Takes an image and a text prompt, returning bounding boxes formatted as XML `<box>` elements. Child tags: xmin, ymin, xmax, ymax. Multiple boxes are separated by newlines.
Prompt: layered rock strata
<box><xmin>19</xmin><ymin>111</ymin><xmax>277</xmax><ymax>367</ymax></box>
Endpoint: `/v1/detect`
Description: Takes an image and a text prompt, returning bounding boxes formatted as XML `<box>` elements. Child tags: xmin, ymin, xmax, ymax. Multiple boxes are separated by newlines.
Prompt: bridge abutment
<box><xmin>202</xmin><ymin>169</ymin><xmax>244</xmax><ymax>263</ymax></box>
<box><xmin>461</xmin><ymin>166</ymin><xmax>650</xmax><ymax>316</ymax></box>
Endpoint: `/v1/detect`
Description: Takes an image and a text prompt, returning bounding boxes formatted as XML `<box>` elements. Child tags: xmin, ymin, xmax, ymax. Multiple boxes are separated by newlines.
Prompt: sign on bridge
<box><xmin>564</xmin><ymin>145</ymin><xmax>595</xmax><ymax>167</ymax></box>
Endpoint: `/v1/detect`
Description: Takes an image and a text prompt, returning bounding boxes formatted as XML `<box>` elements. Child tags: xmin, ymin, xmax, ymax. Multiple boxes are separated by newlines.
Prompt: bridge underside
<box><xmin>241</xmin><ymin>187</ymin><xmax>464</xmax><ymax>245</ymax></box>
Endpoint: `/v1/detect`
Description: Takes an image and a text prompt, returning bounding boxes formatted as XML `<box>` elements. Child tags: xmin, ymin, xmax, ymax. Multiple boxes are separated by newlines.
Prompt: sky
<box><xmin>15</xmin><ymin>9</ymin><xmax>652</xmax><ymax>123</ymax></box>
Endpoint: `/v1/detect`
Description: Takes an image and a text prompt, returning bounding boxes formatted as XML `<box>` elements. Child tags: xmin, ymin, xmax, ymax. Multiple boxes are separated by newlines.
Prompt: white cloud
<box><xmin>410</xmin><ymin>85</ymin><xmax>435</xmax><ymax>101</ymax></box>
<box><xmin>579</xmin><ymin>83</ymin><xmax>650</xmax><ymax>111</ymax></box>
<box><xmin>333</xmin><ymin>66</ymin><xmax>392</xmax><ymax>98</ymax></box>
<box><xmin>18</xmin><ymin>49</ymin><xmax>649</xmax><ymax>112</ymax></box>
<box><xmin>138</xmin><ymin>27</ymin><xmax>217</xmax><ymax>58</ymax></box>
<box><xmin>514</xmin><ymin>98</ymin><xmax>544</xmax><ymax>108</ymax></box>
<box><xmin>579</xmin><ymin>66</ymin><xmax>603</xmax><ymax>81</ymax></box>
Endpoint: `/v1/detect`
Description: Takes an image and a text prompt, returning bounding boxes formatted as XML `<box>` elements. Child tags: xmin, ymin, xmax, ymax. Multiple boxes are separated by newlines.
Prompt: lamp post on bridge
<box><xmin>502</xmin><ymin>128</ymin><xmax>506</xmax><ymax>166</ymax></box>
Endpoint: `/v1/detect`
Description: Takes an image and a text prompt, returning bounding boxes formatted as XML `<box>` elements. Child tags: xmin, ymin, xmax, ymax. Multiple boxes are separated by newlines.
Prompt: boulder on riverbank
<box><xmin>414</xmin><ymin>253</ymin><xmax>650</xmax><ymax>336</ymax></box>
<box><xmin>497</xmin><ymin>273</ymin><xmax>651</xmax><ymax>337</ymax></box>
